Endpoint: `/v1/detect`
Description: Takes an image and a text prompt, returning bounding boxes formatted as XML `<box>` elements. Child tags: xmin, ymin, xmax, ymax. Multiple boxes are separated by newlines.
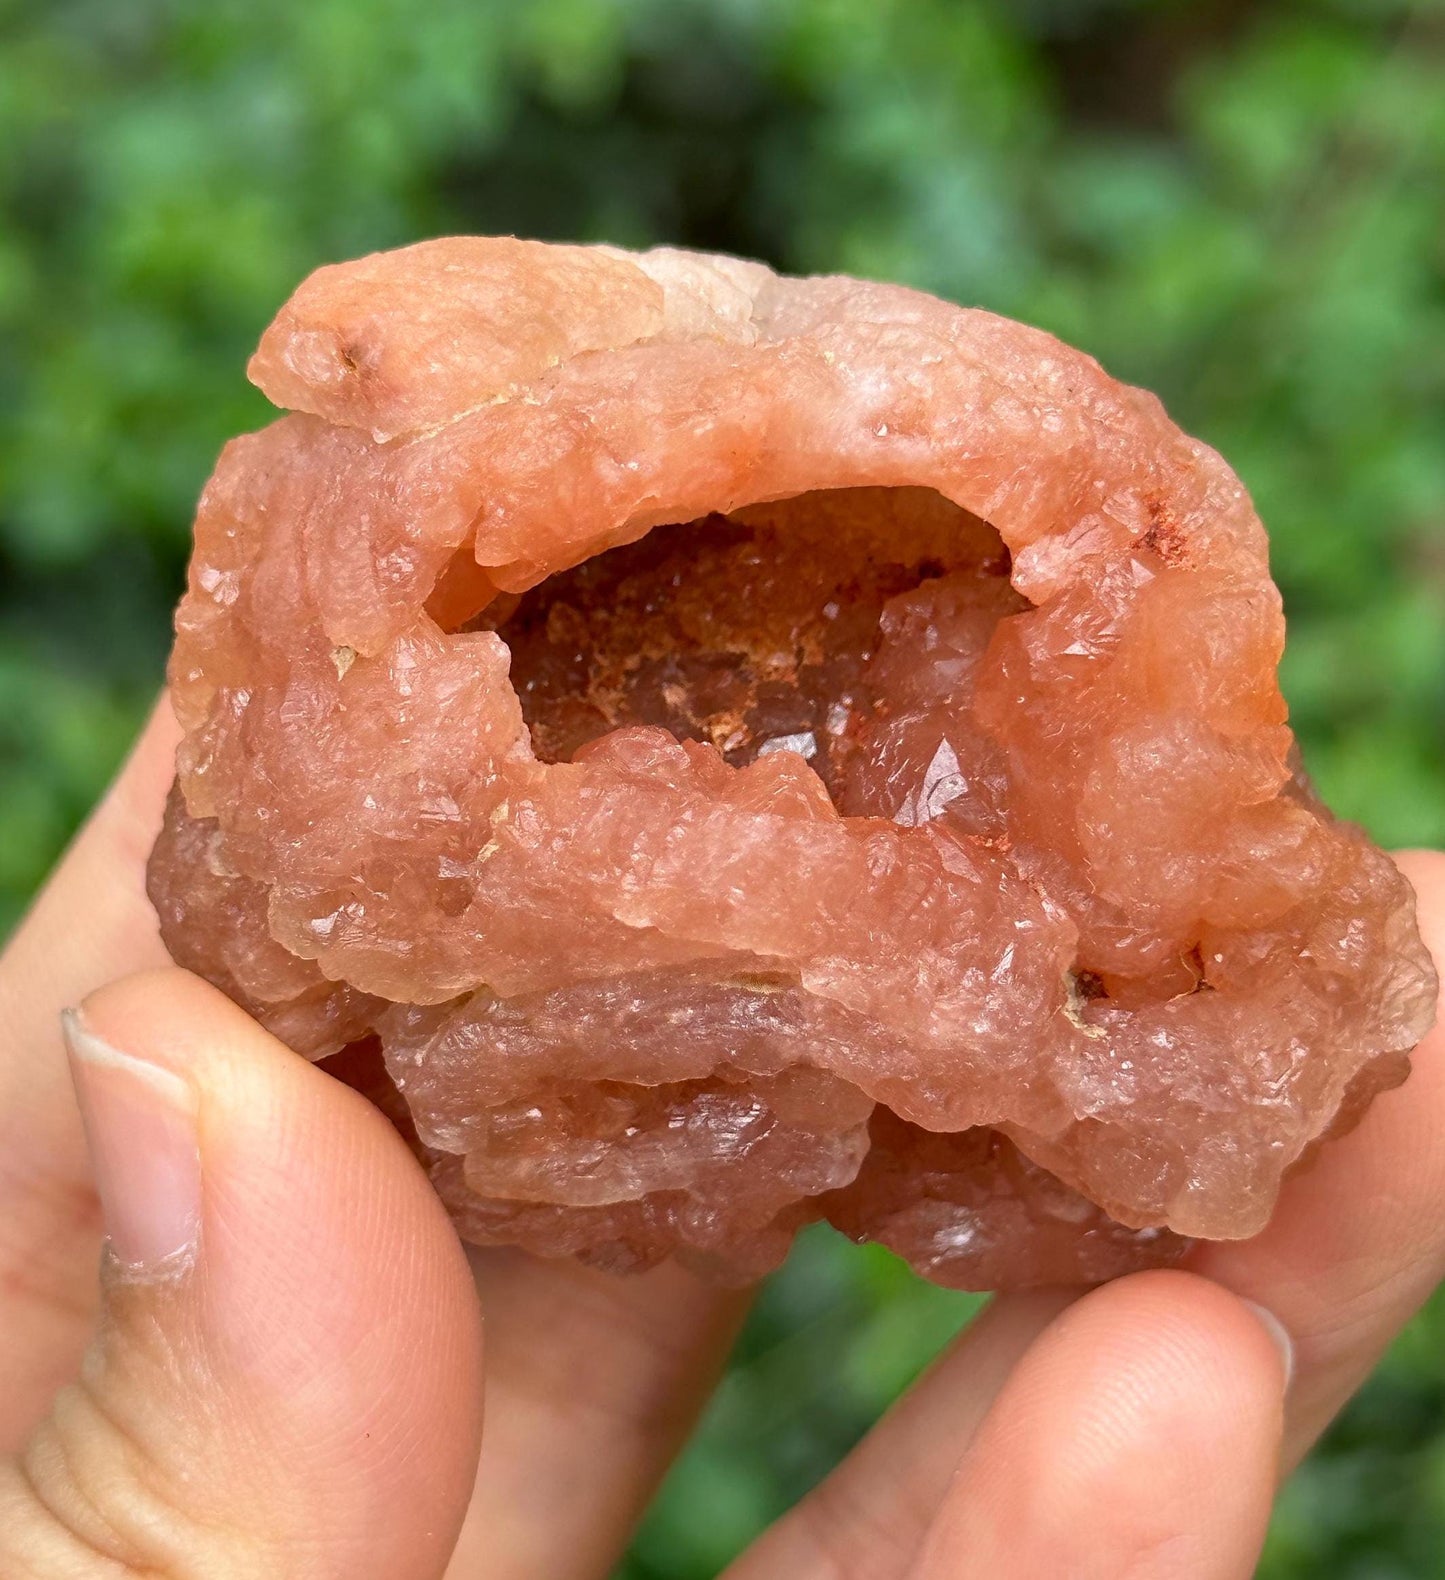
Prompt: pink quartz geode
<box><xmin>148</xmin><ymin>237</ymin><xmax>1439</xmax><ymax>1289</ymax></box>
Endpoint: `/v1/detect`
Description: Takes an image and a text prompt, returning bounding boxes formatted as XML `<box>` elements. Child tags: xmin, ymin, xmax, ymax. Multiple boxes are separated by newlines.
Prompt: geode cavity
<box><xmin>148</xmin><ymin>238</ymin><xmax>1438</xmax><ymax>1288</ymax></box>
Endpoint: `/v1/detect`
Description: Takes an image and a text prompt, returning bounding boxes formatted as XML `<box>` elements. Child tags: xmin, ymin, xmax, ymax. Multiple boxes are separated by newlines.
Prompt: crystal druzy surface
<box><xmin>148</xmin><ymin>238</ymin><xmax>1439</xmax><ymax>1288</ymax></box>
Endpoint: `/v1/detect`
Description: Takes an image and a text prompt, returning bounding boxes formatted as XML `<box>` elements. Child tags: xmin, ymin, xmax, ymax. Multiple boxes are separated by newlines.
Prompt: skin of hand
<box><xmin>0</xmin><ymin>698</ymin><xmax>1439</xmax><ymax>1580</ymax></box>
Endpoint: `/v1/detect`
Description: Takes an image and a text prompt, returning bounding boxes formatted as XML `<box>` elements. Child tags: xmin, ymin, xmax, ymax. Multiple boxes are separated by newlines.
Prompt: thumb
<box><xmin>0</xmin><ymin>968</ymin><xmax>483</xmax><ymax>1579</ymax></box>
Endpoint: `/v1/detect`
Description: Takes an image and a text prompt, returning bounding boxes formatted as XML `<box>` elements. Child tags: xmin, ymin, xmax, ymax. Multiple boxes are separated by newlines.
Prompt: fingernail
<box><xmin>1242</xmin><ymin>1299</ymin><xmax>1294</xmax><ymax>1392</ymax></box>
<box><xmin>63</xmin><ymin>1007</ymin><xmax>201</xmax><ymax>1276</ymax></box>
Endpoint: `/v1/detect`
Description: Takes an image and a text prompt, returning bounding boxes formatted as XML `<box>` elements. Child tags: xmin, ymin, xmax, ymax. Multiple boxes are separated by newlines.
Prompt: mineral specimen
<box><xmin>148</xmin><ymin>237</ymin><xmax>1439</xmax><ymax>1289</ymax></box>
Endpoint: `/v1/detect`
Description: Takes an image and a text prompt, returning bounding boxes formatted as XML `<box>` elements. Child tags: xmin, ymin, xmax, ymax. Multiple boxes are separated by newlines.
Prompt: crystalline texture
<box><xmin>148</xmin><ymin>238</ymin><xmax>1439</xmax><ymax>1288</ymax></box>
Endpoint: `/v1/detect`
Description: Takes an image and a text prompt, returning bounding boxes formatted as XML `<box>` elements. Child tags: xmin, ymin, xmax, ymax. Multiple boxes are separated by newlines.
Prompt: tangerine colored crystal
<box><xmin>148</xmin><ymin>238</ymin><xmax>1439</xmax><ymax>1288</ymax></box>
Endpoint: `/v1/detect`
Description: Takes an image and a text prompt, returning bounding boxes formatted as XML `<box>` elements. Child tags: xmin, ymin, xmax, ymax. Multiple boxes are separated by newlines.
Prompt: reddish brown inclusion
<box><xmin>466</xmin><ymin>488</ymin><xmax>1013</xmax><ymax>802</ymax></box>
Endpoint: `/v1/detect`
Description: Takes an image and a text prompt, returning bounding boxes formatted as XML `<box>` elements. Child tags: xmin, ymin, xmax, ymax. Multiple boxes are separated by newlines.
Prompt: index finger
<box><xmin>1190</xmin><ymin>848</ymin><xmax>1445</xmax><ymax>1467</ymax></box>
<box><xmin>0</xmin><ymin>695</ymin><xmax>180</xmax><ymax>1444</ymax></box>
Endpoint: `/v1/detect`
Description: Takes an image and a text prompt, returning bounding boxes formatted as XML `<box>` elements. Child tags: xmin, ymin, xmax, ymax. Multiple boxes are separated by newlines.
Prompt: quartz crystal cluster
<box><xmin>149</xmin><ymin>238</ymin><xmax>1439</xmax><ymax>1288</ymax></box>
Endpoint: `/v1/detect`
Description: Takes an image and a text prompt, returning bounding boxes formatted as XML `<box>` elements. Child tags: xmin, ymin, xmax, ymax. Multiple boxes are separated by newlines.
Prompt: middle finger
<box><xmin>1189</xmin><ymin>848</ymin><xmax>1445</xmax><ymax>1468</ymax></box>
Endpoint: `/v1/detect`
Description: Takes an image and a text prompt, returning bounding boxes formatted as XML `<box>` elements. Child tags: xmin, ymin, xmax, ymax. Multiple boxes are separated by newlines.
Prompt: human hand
<box><xmin>0</xmin><ymin>701</ymin><xmax>1440</xmax><ymax>1579</ymax></box>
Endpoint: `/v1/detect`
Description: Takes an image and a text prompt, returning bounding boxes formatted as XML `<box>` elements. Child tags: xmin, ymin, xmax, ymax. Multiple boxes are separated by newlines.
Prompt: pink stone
<box><xmin>148</xmin><ymin>238</ymin><xmax>1438</xmax><ymax>1288</ymax></box>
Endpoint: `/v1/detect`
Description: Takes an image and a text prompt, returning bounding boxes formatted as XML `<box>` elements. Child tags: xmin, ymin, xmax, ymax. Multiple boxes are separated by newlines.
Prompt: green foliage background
<box><xmin>1</xmin><ymin>0</ymin><xmax>1442</xmax><ymax>1572</ymax></box>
